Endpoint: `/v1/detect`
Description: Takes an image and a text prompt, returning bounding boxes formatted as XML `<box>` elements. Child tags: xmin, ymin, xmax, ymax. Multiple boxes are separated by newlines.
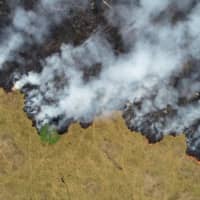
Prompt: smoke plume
<box><xmin>0</xmin><ymin>0</ymin><xmax>88</xmax><ymax>68</ymax></box>
<box><xmin>0</xmin><ymin>0</ymin><xmax>200</xmax><ymax>159</ymax></box>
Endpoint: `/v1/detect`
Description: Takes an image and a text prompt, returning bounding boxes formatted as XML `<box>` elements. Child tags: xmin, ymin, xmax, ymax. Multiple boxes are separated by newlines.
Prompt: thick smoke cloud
<box><xmin>0</xmin><ymin>0</ymin><xmax>200</xmax><ymax>159</ymax></box>
<box><xmin>0</xmin><ymin>0</ymin><xmax>88</xmax><ymax>68</ymax></box>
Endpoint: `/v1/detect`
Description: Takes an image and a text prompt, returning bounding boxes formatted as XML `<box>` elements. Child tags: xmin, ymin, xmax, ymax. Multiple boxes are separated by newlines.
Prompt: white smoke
<box><xmin>0</xmin><ymin>0</ymin><xmax>200</xmax><ymax>157</ymax></box>
<box><xmin>0</xmin><ymin>0</ymin><xmax>89</xmax><ymax>69</ymax></box>
<box><xmin>14</xmin><ymin>0</ymin><xmax>199</xmax><ymax>128</ymax></box>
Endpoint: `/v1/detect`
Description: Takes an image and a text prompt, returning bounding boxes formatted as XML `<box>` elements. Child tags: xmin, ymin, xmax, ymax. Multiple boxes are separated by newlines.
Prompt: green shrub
<box><xmin>39</xmin><ymin>124</ymin><xmax>60</xmax><ymax>144</ymax></box>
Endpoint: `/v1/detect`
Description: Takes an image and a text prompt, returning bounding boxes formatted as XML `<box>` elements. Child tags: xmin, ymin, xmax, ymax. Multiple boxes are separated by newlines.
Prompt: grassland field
<box><xmin>0</xmin><ymin>88</ymin><xmax>200</xmax><ymax>200</ymax></box>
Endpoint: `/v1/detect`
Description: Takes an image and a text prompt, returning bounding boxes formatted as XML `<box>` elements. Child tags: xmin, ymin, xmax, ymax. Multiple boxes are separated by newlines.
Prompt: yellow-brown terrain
<box><xmin>0</xmin><ymin>88</ymin><xmax>200</xmax><ymax>200</ymax></box>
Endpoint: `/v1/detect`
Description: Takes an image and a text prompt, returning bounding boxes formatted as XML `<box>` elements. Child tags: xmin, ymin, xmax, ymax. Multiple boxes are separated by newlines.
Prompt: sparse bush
<box><xmin>39</xmin><ymin>124</ymin><xmax>60</xmax><ymax>144</ymax></box>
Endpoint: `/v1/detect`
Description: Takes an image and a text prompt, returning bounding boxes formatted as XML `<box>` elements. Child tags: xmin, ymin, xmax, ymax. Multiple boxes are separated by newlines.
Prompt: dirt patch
<box><xmin>0</xmin><ymin>134</ymin><xmax>24</xmax><ymax>175</ymax></box>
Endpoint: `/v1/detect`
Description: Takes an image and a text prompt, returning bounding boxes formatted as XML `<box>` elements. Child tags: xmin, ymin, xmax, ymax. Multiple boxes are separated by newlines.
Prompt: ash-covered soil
<box><xmin>0</xmin><ymin>0</ymin><xmax>200</xmax><ymax>160</ymax></box>
<box><xmin>0</xmin><ymin>0</ymin><xmax>125</xmax><ymax>129</ymax></box>
<box><xmin>0</xmin><ymin>0</ymin><xmax>123</xmax><ymax>90</ymax></box>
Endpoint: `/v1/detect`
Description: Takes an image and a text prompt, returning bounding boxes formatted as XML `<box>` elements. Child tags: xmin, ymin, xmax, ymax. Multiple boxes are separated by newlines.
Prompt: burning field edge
<box><xmin>0</xmin><ymin>1</ymin><xmax>200</xmax><ymax>163</ymax></box>
<box><xmin>1</xmin><ymin>88</ymin><xmax>200</xmax><ymax>200</ymax></box>
<box><xmin>4</xmin><ymin>87</ymin><xmax>200</xmax><ymax>163</ymax></box>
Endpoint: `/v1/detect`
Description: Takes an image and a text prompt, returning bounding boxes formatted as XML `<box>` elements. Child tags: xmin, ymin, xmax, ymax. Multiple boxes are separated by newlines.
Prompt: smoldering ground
<box><xmin>0</xmin><ymin>0</ymin><xmax>200</xmax><ymax>160</ymax></box>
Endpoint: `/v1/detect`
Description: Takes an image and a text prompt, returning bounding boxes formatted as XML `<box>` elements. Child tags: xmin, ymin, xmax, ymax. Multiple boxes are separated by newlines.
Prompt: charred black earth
<box><xmin>0</xmin><ymin>0</ymin><xmax>200</xmax><ymax>161</ymax></box>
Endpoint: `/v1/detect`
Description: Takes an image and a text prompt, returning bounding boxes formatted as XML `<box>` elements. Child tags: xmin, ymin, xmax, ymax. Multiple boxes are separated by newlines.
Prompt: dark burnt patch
<box><xmin>82</xmin><ymin>63</ymin><xmax>102</xmax><ymax>82</ymax></box>
<box><xmin>0</xmin><ymin>0</ymin><xmax>10</xmax><ymax>27</ymax></box>
<box><xmin>80</xmin><ymin>121</ymin><xmax>93</xmax><ymax>129</ymax></box>
<box><xmin>0</xmin><ymin>1</ymin><xmax>124</xmax><ymax>91</ymax></box>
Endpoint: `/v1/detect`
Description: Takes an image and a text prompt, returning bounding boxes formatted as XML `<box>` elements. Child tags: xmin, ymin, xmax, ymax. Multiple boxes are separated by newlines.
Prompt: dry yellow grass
<box><xmin>0</xmin><ymin>88</ymin><xmax>200</xmax><ymax>200</ymax></box>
